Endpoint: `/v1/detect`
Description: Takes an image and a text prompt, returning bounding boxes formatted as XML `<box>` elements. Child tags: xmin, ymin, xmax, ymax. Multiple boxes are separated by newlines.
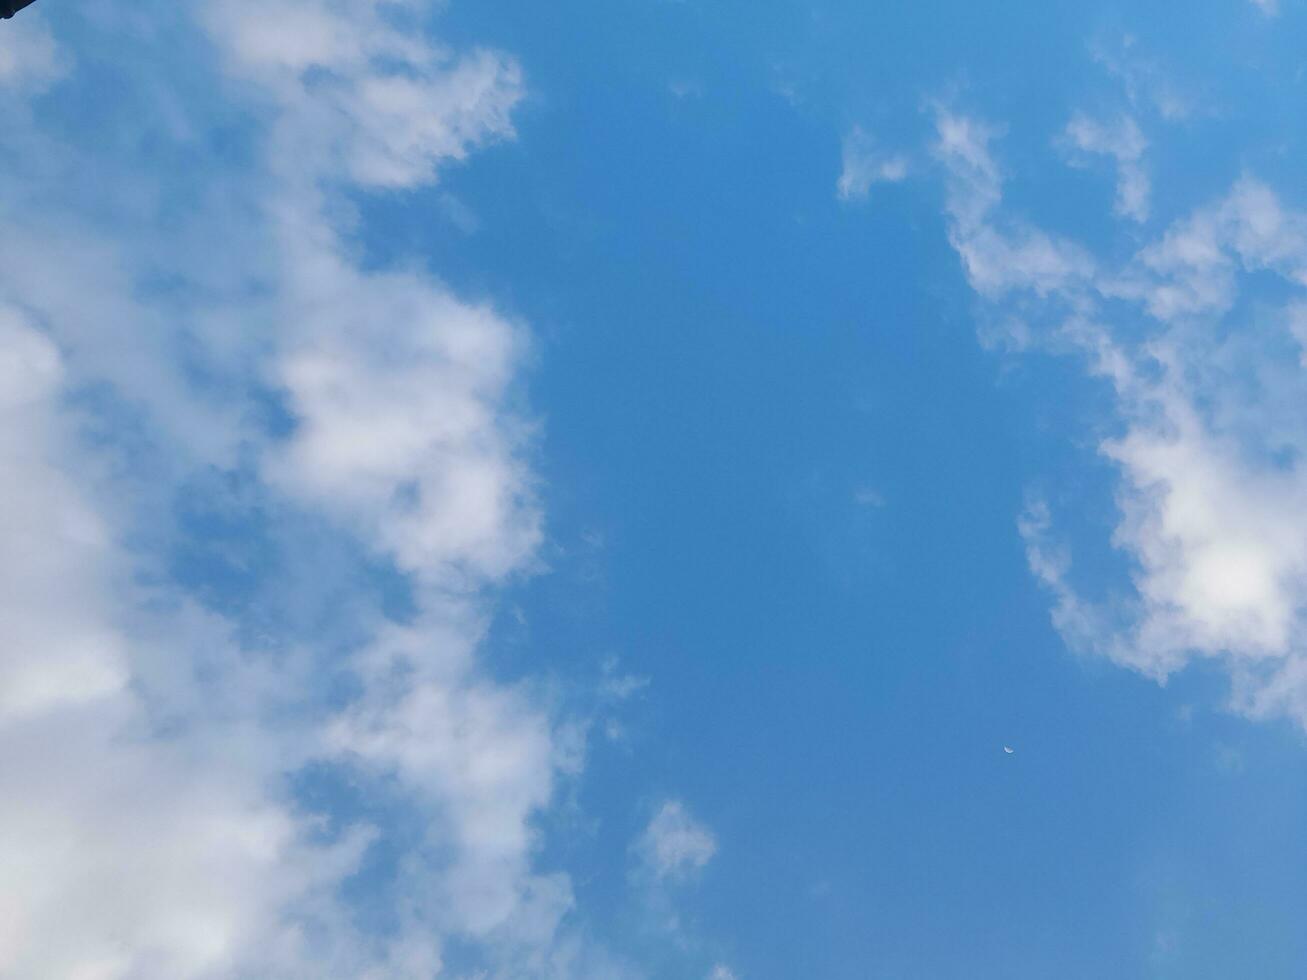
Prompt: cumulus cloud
<box><xmin>0</xmin><ymin>306</ymin><xmax>370</xmax><ymax>978</ymax></box>
<box><xmin>0</xmin><ymin>2</ymin><xmax>623</xmax><ymax>976</ymax></box>
<box><xmin>929</xmin><ymin>106</ymin><xmax>1307</xmax><ymax>729</ymax></box>
<box><xmin>0</xmin><ymin>312</ymin><xmax>126</xmax><ymax>720</ymax></box>
<box><xmin>837</xmin><ymin>127</ymin><xmax>909</xmax><ymax>202</ymax></box>
<box><xmin>267</xmin><ymin>260</ymin><xmax>541</xmax><ymax>587</ymax></box>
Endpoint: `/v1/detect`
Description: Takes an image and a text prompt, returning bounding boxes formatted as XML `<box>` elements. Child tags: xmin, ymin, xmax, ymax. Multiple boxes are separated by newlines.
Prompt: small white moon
<box><xmin>1003</xmin><ymin>746</ymin><xmax>1014</xmax><ymax>754</ymax></box>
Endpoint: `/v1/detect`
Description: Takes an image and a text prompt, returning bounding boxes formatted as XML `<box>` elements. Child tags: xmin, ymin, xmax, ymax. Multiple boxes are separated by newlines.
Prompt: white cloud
<box><xmin>0</xmin><ymin>307</ymin><xmax>374</xmax><ymax>979</ymax></box>
<box><xmin>931</xmin><ymin>108</ymin><xmax>1307</xmax><ymax>730</ymax></box>
<box><xmin>637</xmin><ymin>800</ymin><xmax>718</xmax><ymax>881</ymax></box>
<box><xmin>210</xmin><ymin>8</ymin><xmax>585</xmax><ymax>952</ymax></box>
<box><xmin>837</xmin><ymin>127</ymin><xmax>909</xmax><ymax>202</ymax></box>
<box><xmin>1072</xmin><ymin>321</ymin><xmax>1307</xmax><ymax>706</ymax></box>
<box><xmin>1104</xmin><ymin>177</ymin><xmax>1307</xmax><ymax>321</ymax></box>
<box><xmin>932</xmin><ymin>110</ymin><xmax>1095</xmax><ymax>299</ymax></box>
<box><xmin>0</xmin><ymin>311</ymin><xmax>127</xmax><ymax>720</ymax></box>
<box><xmin>1017</xmin><ymin>497</ymin><xmax>1112</xmax><ymax>669</ymax></box>
<box><xmin>327</xmin><ymin>619</ymin><xmax>568</xmax><ymax>938</ymax></box>
<box><xmin>0</xmin><ymin>2</ymin><xmax>624</xmax><ymax>975</ymax></box>
<box><xmin>1091</xmin><ymin>37</ymin><xmax>1196</xmax><ymax>122</ymax></box>
<box><xmin>204</xmin><ymin>0</ymin><xmax>523</xmax><ymax>189</ymax></box>
<box><xmin>600</xmin><ymin>656</ymin><xmax>651</xmax><ymax>701</ymax></box>
<box><xmin>211</xmin><ymin>0</ymin><xmax>541</xmax><ymax>591</ymax></box>
<box><xmin>267</xmin><ymin>262</ymin><xmax>542</xmax><ymax>587</ymax></box>
<box><xmin>1063</xmin><ymin>113</ymin><xmax>1150</xmax><ymax>222</ymax></box>
<box><xmin>933</xmin><ymin>110</ymin><xmax>1004</xmax><ymax>224</ymax></box>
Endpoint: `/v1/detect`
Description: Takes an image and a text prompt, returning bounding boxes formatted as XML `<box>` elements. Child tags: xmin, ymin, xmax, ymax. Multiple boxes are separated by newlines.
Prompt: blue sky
<box><xmin>3</xmin><ymin>1</ymin><xmax>1307</xmax><ymax>978</ymax></box>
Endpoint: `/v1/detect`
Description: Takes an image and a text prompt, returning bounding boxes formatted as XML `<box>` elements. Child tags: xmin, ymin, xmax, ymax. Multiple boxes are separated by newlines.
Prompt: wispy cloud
<box><xmin>926</xmin><ymin>103</ymin><xmax>1307</xmax><ymax>730</ymax></box>
<box><xmin>637</xmin><ymin>799</ymin><xmax>719</xmax><ymax>881</ymax></box>
<box><xmin>1092</xmin><ymin>36</ymin><xmax>1197</xmax><ymax>122</ymax></box>
<box><xmin>1062</xmin><ymin>112</ymin><xmax>1150</xmax><ymax>222</ymax></box>
<box><xmin>837</xmin><ymin>126</ymin><xmax>909</xmax><ymax>202</ymax></box>
<box><xmin>932</xmin><ymin>109</ymin><xmax>1095</xmax><ymax>300</ymax></box>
